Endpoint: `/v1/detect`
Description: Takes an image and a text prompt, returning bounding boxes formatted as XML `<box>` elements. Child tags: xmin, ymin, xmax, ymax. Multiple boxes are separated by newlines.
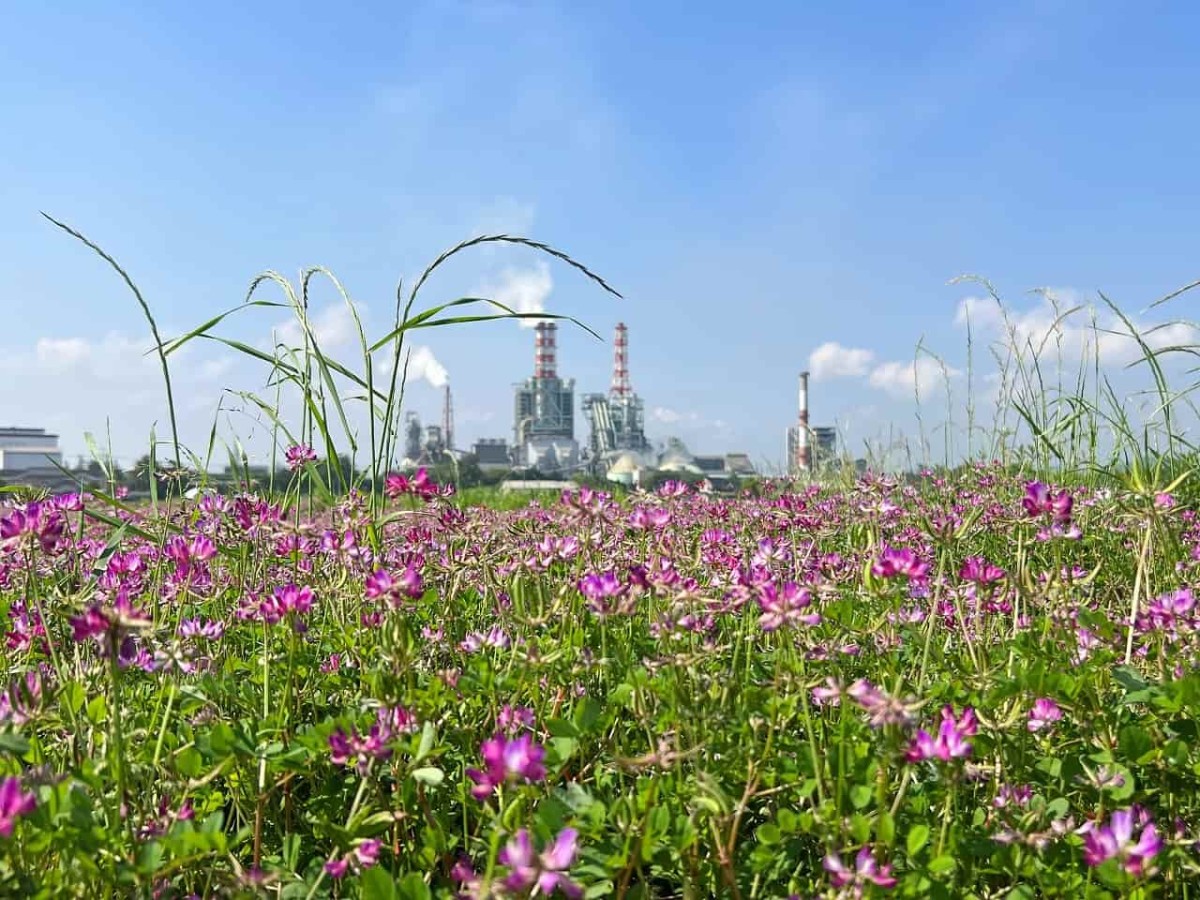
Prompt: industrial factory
<box><xmin>396</xmin><ymin>322</ymin><xmax>838</xmax><ymax>488</ymax></box>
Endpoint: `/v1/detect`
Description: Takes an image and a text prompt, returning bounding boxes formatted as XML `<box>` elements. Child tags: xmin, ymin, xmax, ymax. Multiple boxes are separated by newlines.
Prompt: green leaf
<box><xmin>877</xmin><ymin>810</ymin><xmax>895</xmax><ymax>845</ymax></box>
<box><xmin>86</xmin><ymin>695</ymin><xmax>107</xmax><ymax>726</ymax></box>
<box><xmin>0</xmin><ymin>731</ymin><xmax>30</xmax><ymax>757</ymax></box>
<box><xmin>61</xmin><ymin>681</ymin><xmax>86</xmax><ymax>716</ymax></box>
<box><xmin>1118</xmin><ymin>725</ymin><xmax>1155</xmax><ymax>764</ymax></box>
<box><xmin>360</xmin><ymin>866</ymin><xmax>398</xmax><ymax>900</ymax></box>
<box><xmin>176</xmin><ymin>747</ymin><xmax>203</xmax><ymax>778</ymax></box>
<box><xmin>849</xmin><ymin>784</ymin><xmax>873</xmax><ymax>809</ymax></box>
<box><xmin>906</xmin><ymin>824</ymin><xmax>930</xmax><ymax>857</ymax></box>
<box><xmin>395</xmin><ymin>873</ymin><xmax>431</xmax><ymax>900</ymax></box>
<box><xmin>756</xmin><ymin>823</ymin><xmax>781</xmax><ymax>845</ymax></box>
<box><xmin>928</xmin><ymin>855</ymin><xmax>956</xmax><ymax>875</ymax></box>
<box><xmin>411</xmin><ymin>766</ymin><xmax>444</xmax><ymax>787</ymax></box>
<box><xmin>414</xmin><ymin>721</ymin><xmax>436</xmax><ymax>763</ymax></box>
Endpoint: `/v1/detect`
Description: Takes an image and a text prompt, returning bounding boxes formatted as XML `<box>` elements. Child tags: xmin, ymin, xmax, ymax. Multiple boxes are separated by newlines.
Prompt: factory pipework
<box><xmin>797</xmin><ymin>371</ymin><xmax>811</xmax><ymax>473</ymax></box>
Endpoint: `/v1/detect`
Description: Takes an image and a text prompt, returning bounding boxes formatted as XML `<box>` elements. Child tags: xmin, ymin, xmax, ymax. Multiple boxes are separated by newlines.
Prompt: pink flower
<box><xmin>1022</xmin><ymin>481</ymin><xmax>1074</xmax><ymax>524</ymax></box>
<box><xmin>758</xmin><ymin>581</ymin><xmax>821</xmax><ymax>631</ymax></box>
<box><xmin>959</xmin><ymin>556</ymin><xmax>1005</xmax><ymax>584</ymax></box>
<box><xmin>499</xmin><ymin>828</ymin><xmax>582</xmax><ymax>898</ymax></box>
<box><xmin>284</xmin><ymin>444</ymin><xmax>317</xmax><ymax>471</ymax></box>
<box><xmin>1083</xmin><ymin>808</ymin><xmax>1162</xmax><ymax>876</ymax></box>
<box><xmin>385</xmin><ymin>467</ymin><xmax>440</xmax><ymax>501</ymax></box>
<box><xmin>498</xmin><ymin>705</ymin><xmax>536</xmax><ymax>732</ymax></box>
<box><xmin>1027</xmin><ymin>698</ymin><xmax>1063</xmax><ymax>733</ymax></box>
<box><xmin>847</xmin><ymin>679</ymin><xmax>920</xmax><ymax>729</ymax></box>
<box><xmin>259</xmin><ymin>583</ymin><xmax>314</xmax><ymax>624</ymax></box>
<box><xmin>328</xmin><ymin>707</ymin><xmax>409</xmax><ymax>774</ymax></box>
<box><xmin>824</xmin><ymin>848</ymin><xmax>897</xmax><ymax>895</ymax></box>
<box><xmin>0</xmin><ymin>777</ymin><xmax>35</xmax><ymax>837</ymax></box>
<box><xmin>365</xmin><ymin>566</ymin><xmax>424</xmax><ymax>607</ymax></box>
<box><xmin>466</xmin><ymin>734</ymin><xmax>546</xmax><ymax>800</ymax></box>
<box><xmin>871</xmin><ymin>547</ymin><xmax>930</xmax><ymax>581</ymax></box>
<box><xmin>906</xmin><ymin>705</ymin><xmax>977</xmax><ymax>762</ymax></box>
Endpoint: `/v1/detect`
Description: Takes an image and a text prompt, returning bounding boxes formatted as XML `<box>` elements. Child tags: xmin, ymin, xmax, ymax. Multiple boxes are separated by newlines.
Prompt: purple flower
<box><xmin>328</xmin><ymin>707</ymin><xmax>409</xmax><ymax>774</ymax></box>
<box><xmin>757</xmin><ymin>581</ymin><xmax>821</xmax><ymax>631</ymax></box>
<box><xmin>959</xmin><ymin>556</ymin><xmax>1005</xmax><ymax>585</ymax></box>
<box><xmin>0</xmin><ymin>777</ymin><xmax>35</xmax><ymax>837</ymax></box>
<box><xmin>1022</xmin><ymin>481</ymin><xmax>1074</xmax><ymax>523</ymax></box>
<box><xmin>498</xmin><ymin>705</ymin><xmax>536</xmax><ymax>732</ymax></box>
<box><xmin>824</xmin><ymin>848</ymin><xmax>897</xmax><ymax>894</ymax></box>
<box><xmin>847</xmin><ymin>679</ymin><xmax>920</xmax><ymax>729</ymax></box>
<box><xmin>1083</xmin><ymin>808</ymin><xmax>1162</xmax><ymax>876</ymax></box>
<box><xmin>466</xmin><ymin>734</ymin><xmax>546</xmax><ymax>800</ymax></box>
<box><xmin>365</xmin><ymin>566</ymin><xmax>424</xmax><ymax>607</ymax></box>
<box><xmin>906</xmin><ymin>705</ymin><xmax>977</xmax><ymax>763</ymax></box>
<box><xmin>1027</xmin><ymin>698</ymin><xmax>1063</xmax><ymax>733</ymax></box>
<box><xmin>259</xmin><ymin>583</ymin><xmax>314</xmax><ymax>624</ymax></box>
<box><xmin>285</xmin><ymin>444</ymin><xmax>318</xmax><ymax>471</ymax></box>
<box><xmin>578</xmin><ymin>571</ymin><xmax>627</xmax><ymax>615</ymax></box>
<box><xmin>499</xmin><ymin>828</ymin><xmax>582</xmax><ymax>898</ymax></box>
<box><xmin>871</xmin><ymin>547</ymin><xmax>930</xmax><ymax>581</ymax></box>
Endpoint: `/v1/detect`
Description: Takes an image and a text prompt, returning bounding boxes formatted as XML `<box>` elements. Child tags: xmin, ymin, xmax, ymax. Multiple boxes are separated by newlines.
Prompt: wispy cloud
<box><xmin>477</xmin><ymin>262</ymin><xmax>554</xmax><ymax>328</ymax></box>
<box><xmin>808</xmin><ymin>341</ymin><xmax>875</xmax><ymax>379</ymax></box>
<box><xmin>274</xmin><ymin>303</ymin><xmax>364</xmax><ymax>351</ymax></box>
<box><xmin>955</xmin><ymin>289</ymin><xmax>1200</xmax><ymax>367</ymax></box>
<box><xmin>867</xmin><ymin>357</ymin><xmax>959</xmax><ymax>398</ymax></box>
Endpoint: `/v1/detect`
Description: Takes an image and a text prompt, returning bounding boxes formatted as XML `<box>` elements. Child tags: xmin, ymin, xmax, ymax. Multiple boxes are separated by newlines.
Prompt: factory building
<box><xmin>0</xmin><ymin>427</ymin><xmax>63</xmax><ymax>472</ymax></box>
<box><xmin>513</xmin><ymin>323</ymin><xmax>579</xmax><ymax>473</ymax></box>
<box><xmin>471</xmin><ymin>438</ymin><xmax>511</xmax><ymax>472</ymax></box>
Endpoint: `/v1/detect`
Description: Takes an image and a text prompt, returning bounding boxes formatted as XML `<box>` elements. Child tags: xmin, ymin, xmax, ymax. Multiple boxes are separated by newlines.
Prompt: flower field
<box><xmin>3</xmin><ymin>461</ymin><xmax>1199</xmax><ymax>898</ymax></box>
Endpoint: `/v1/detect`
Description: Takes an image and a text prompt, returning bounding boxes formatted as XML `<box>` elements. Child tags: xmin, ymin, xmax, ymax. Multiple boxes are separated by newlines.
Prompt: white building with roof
<box><xmin>0</xmin><ymin>427</ymin><xmax>63</xmax><ymax>472</ymax></box>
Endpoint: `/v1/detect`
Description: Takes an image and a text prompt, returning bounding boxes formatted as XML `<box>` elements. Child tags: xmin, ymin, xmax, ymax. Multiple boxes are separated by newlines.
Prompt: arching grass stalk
<box><xmin>42</xmin><ymin>214</ymin><xmax>182</xmax><ymax>471</ymax></box>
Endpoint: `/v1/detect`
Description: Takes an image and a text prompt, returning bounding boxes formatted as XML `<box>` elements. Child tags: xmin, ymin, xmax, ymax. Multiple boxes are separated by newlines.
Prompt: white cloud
<box><xmin>649</xmin><ymin>406</ymin><xmax>731</xmax><ymax>434</ymax></box>
<box><xmin>808</xmin><ymin>342</ymin><xmax>875</xmax><ymax>379</ymax></box>
<box><xmin>954</xmin><ymin>291</ymin><xmax>1200</xmax><ymax>367</ymax></box>
<box><xmin>868</xmin><ymin>358</ymin><xmax>959</xmax><ymax>398</ymax></box>
<box><xmin>477</xmin><ymin>262</ymin><xmax>553</xmax><ymax>328</ymax></box>
<box><xmin>35</xmin><ymin>337</ymin><xmax>91</xmax><ymax>368</ymax></box>
<box><xmin>275</xmin><ymin>303</ymin><xmax>363</xmax><ymax>351</ymax></box>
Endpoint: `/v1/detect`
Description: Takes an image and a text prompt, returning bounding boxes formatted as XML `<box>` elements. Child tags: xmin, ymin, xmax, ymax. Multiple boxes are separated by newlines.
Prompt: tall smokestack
<box><xmin>797</xmin><ymin>371</ymin><xmax>811</xmax><ymax>474</ymax></box>
<box><xmin>443</xmin><ymin>384</ymin><xmax>454</xmax><ymax>452</ymax></box>
<box><xmin>610</xmin><ymin>322</ymin><xmax>630</xmax><ymax>398</ymax></box>
<box><xmin>534</xmin><ymin>322</ymin><xmax>558</xmax><ymax>379</ymax></box>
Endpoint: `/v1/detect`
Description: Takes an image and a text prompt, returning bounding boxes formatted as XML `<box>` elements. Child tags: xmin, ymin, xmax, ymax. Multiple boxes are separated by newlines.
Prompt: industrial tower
<box><xmin>583</xmin><ymin>321</ymin><xmax>650</xmax><ymax>464</ymax></box>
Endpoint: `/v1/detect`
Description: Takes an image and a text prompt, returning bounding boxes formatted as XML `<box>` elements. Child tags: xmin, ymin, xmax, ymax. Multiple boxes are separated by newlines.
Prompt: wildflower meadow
<box><xmin>3</xmin><ymin>224</ymin><xmax>1200</xmax><ymax>898</ymax></box>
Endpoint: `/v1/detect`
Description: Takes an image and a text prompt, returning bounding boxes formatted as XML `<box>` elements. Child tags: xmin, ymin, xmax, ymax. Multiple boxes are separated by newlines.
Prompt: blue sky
<box><xmin>3</xmin><ymin>0</ymin><xmax>1200</xmax><ymax>471</ymax></box>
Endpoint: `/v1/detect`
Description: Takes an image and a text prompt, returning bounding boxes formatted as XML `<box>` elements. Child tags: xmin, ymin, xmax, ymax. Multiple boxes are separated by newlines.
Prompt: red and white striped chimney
<box><xmin>610</xmin><ymin>322</ymin><xmax>630</xmax><ymax>398</ymax></box>
<box><xmin>797</xmin><ymin>371</ymin><xmax>811</xmax><ymax>473</ymax></box>
<box><xmin>534</xmin><ymin>322</ymin><xmax>558</xmax><ymax>379</ymax></box>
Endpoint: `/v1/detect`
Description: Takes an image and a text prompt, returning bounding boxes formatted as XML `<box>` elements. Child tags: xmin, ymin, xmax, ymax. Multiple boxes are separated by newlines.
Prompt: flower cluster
<box><xmin>324</xmin><ymin>839</ymin><xmax>382</xmax><ymax>879</ymax></box>
<box><xmin>466</xmin><ymin>734</ymin><xmax>546</xmax><ymax>799</ymax></box>
<box><xmin>328</xmin><ymin>706</ymin><xmax>416</xmax><ymax>774</ymax></box>
<box><xmin>906</xmin><ymin>705</ymin><xmax>978</xmax><ymax>762</ymax></box>
<box><xmin>1083</xmin><ymin>808</ymin><xmax>1161</xmax><ymax>876</ymax></box>
<box><xmin>384</xmin><ymin>467</ymin><xmax>449</xmax><ymax>502</ymax></box>
<box><xmin>284</xmin><ymin>444</ymin><xmax>318</xmax><ymax>471</ymax></box>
